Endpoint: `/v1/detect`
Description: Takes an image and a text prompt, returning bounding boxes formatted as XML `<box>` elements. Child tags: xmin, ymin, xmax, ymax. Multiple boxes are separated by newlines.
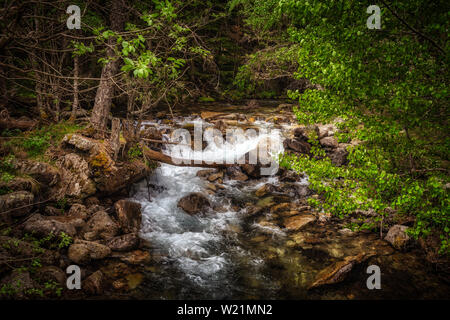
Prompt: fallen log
<box><xmin>0</xmin><ymin>118</ymin><xmax>37</xmax><ymax>131</ymax></box>
<box><xmin>140</xmin><ymin>142</ymin><xmax>233</xmax><ymax>169</ymax></box>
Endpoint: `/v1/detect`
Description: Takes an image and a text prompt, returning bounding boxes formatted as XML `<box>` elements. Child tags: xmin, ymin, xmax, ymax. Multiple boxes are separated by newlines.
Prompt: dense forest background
<box><xmin>0</xmin><ymin>0</ymin><xmax>448</xmax><ymax>263</ymax></box>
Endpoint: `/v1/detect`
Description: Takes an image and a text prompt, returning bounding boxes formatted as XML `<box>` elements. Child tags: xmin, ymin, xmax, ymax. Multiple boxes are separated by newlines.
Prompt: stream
<box><xmin>127</xmin><ymin>102</ymin><xmax>449</xmax><ymax>300</ymax></box>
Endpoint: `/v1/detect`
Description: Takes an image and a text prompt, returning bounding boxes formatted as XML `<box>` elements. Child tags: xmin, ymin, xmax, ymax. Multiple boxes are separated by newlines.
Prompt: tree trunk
<box><xmin>70</xmin><ymin>55</ymin><xmax>79</xmax><ymax>121</ymax></box>
<box><xmin>109</xmin><ymin>117</ymin><xmax>121</xmax><ymax>161</ymax></box>
<box><xmin>140</xmin><ymin>143</ymin><xmax>233</xmax><ymax>169</ymax></box>
<box><xmin>90</xmin><ymin>0</ymin><xmax>126</xmax><ymax>132</ymax></box>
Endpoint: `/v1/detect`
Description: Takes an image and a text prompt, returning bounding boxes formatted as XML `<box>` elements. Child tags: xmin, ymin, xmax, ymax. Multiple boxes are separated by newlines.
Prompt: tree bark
<box><xmin>109</xmin><ymin>117</ymin><xmax>121</xmax><ymax>161</ymax></box>
<box><xmin>90</xmin><ymin>0</ymin><xmax>126</xmax><ymax>132</ymax></box>
<box><xmin>140</xmin><ymin>143</ymin><xmax>233</xmax><ymax>169</ymax></box>
<box><xmin>70</xmin><ymin>55</ymin><xmax>79</xmax><ymax>121</ymax></box>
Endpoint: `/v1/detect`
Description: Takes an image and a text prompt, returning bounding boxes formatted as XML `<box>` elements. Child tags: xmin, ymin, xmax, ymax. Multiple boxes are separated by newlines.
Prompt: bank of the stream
<box><xmin>0</xmin><ymin>102</ymin><xmax>448</xmax><ymax>300</ymax></box>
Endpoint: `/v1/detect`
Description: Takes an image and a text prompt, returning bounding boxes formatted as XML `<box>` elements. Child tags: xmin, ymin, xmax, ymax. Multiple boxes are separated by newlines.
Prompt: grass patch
<box><xmin>3</xmin><ymin>122</ymin><xmax>84</xmax><ymax>159</ymax></box>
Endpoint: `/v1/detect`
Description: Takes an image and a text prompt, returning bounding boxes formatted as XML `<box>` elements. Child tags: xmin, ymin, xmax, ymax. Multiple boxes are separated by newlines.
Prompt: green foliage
<box><xmin>198</xmin><ymin>96</ymin><xmax>216</xmax><ymax>103</ymax></box>
<box><xmin>56</xmin><ymin>197</ymin><xmax>69</xmax><ymax>212</ymax></box>
<box><xmin>234</xmin><ymin>0</ymin><xmax>450</xmax><ymax>253</ymax></box>
<box><xmin>6</xmin><ymin>122</ymin><xmax>82</xmax><ymax>158</ymax></box>
<box><xmin>57</xmin><ymin>232</ymin><xmax>73</xmax><ymax>249</ymax></box>
<box><xmin>71</xmin><ymin>41</ymin><xmax>95</xmax><ymax>57</ymax></box>
<box><xmin>0</xmin><ymin>154</ymin><xmax>16</xmax><ymax>184</ymax></box>
<box><xmin>127</xmin><ymin>144</ymin><xmax>143</xmax><ymax>159</ymax></box>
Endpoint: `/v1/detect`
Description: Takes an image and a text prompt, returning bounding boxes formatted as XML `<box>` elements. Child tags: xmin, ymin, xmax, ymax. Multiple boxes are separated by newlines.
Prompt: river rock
<box><xmin>241</xmin><ymin>163</ymin><xmax>261</xmax><ymax>179</ymax></box>
<box><xmin>271</xmin><ymin>203</ymin><xmax>291</xmax><ymax>213</ymax></box>
<box><xmin>0</xmin><ymin>236</ymin><xmax>60</xmax><ymax>266</ymax></box>
<box><xmin>14</xmin><ymin>160</ymin><xmax>59</xmax><ymax>187</ymax></box>
<box><xmin>114</xmin><ymin>199</ymin><xmax>142</xmax><ymax>233</ymax></box>
<box><xmin>114</xmin><ymin>250</ymin><xmax>151</xmax><ymax>265</ymax></box>
<box><xmin>328</xmin><ymin>147</ymin><xmax>348</xmax><ymax>166</ymax></box>
<box><xmin>56</xmin><ymin>153</ymin><xmax>96</xmax><ymax>199</ymax></box>
<box><xmin>68</xmin><ymin>240</ymin><xmax>111</xmax><ymax>264</ymax></box>
<box><xmin>278</xmin><ymin>169</ymin><xmax>303</xmax><ymax>182</ymax></box>
<box><xmin>82</xmin><ymin>211</ymin><xmax>119</xmax><ymax>241</ymax></box>
<box><xmin>67</xmin><ymin>203</ymin><xmax>89</xmax><ymax>220</ymax></box>
<box><xmin>226</xmin><ymin>166</ymin><xmax>248</xmax><ymax>181</ymax></box>
<box><xmin>255</xmin><ymin>184</ymin><xmax>277</xmax><ymax>197</ymax></box>
<box><xmin>207</xmin><ymin>171</ymin><xmax>223</xmax><ymax>182</ymax></box>
<box><xmin>283</xmin><ymin>215</ymin><xmax>316</xmax><ymax>231</ymax></box>
<box><xmin>23</xmin><ymin>214</ymin><xmax>83</xmax><ymax>237</ymax></box>
<box><xmin>0</xmin><ymin>270</ymin><xmax>34</xmax><ymax>298</ymax></box>
<box><xmin>317</xmin><ymin>124</ymin><xmax>337</xmax><ymax>139</ymax></box>
<box><xmin>196</xmin><ymin>169</ymin><xmax>216</xmax><ymax>178</ymax></box>
<box><xmin>104</xmin><ymin>233</ymin><xmax>140</xmax><ymax>252</ymax></box>
<box><xmin>309</xmin><ymin>253</ymin><xmax>370</xmax><ymax>289</ymax></box>
<box><xmin>0</xmin><ymin>191</ymin><xmax>34</xmax><ymax>217</ymax></box>
<box><xmin>385</xmin><ymin>225</ymin><xmax>411</xmax><ymax>250</ymax></box>
<box><xmin>141</xmin><ymin>126</ymin><xmax>163</xmax><ymax>141</ymax></box>
<box><xmin>62</xmin><ymin>133</ymin><xmax>98</xmax><ymax>153</ymax></box>
<box><xmin>205</xmin><ymin>183</ymin><xmax>217</xmax><ymax>192</ymax></box>
<box><xmin>0</xmin><ymin>177</ymin><xmax>34</xmax><ymax>193</ymax></box>
<box><xmin>36</xmin><ymin>266</ymin><xmax>66</xmax><ymax>286</ymax></box>
<box><xmin>319</xmin><ymin>136</ymin><xmax>338</xmax><ymax>148</ymax></box>
<box><xmin>283</xmin><ymin>138</ymin><xmax>311</xmax><ymax>154</ymax></box>
<box><xmin>200</xmin><ymin>111</ymin><xmax>227</xmax><ymax>120</ymax></box>
<box><xmin>84</xmin><ymin>270</ymin><xmax>104</xmax><ymax>295</ymax></box>
<box><xmin>293</xmin><ymin>126</ymin><xmax>319</xmax><ymax>141</ymax></box>
<box><xmin>94</xmin><ymin>159</ymin><xmax>149</xmax><ymax>195</ymax></box>
<box><xmin>293</xmin><ymin>184</ymin><xmax>313</xmax><ymax>198</ymax></box>
<box><xmin>177</xmin><ymin>192</ymin><xmax>211</xmax><ymax>215</ymax></box>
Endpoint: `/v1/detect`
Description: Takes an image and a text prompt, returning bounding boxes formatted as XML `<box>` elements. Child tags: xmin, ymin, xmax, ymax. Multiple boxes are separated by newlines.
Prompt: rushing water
<box><xmin>129</xmin><ymin>108</ymin><xmax>450</xmax><ymax>300</ymax></box>
<box><xmin>131</xmin><ymin>117</ymin><xmax>291</xmax><ymax>299</ymax></box>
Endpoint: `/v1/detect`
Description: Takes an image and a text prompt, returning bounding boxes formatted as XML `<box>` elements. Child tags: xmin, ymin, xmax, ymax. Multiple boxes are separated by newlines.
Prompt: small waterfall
<box><xmin>131</xmin><ymin>118</ymin><xmax>284</xmax><ymax>298</ymax></box>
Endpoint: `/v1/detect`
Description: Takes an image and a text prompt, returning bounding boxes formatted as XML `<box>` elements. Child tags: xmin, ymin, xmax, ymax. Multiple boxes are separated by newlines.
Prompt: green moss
<box><xmin>198</xmin><ymin>96</ymin><xmax>216</xmax><ymax>103</ymax></box>
<box><xmin>89</xmin><ymin>151</ymin><xmax>111</xmax><ymax>173</ymax></box>
<box><xmin>5</xmin><ymin>122</ymin><xmax>83</xmax><ymax>158</ymax></box>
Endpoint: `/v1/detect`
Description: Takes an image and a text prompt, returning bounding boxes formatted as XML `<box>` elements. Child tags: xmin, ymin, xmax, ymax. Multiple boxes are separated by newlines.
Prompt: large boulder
<box><xmin>319</xmin><ymin>136</ymin><xmax>338</xmax><ymax>149</ymax></box>
<box><xmin>62</xmin><ymin>133</ymin><xmax>99</xmax><ymax>153</ymax></box>
<box><xmin>103</xmin><ymin>233</ymin><xmax>140</xmax><ymax>252</ymax></box>
<box><xmin>293</xmin><ymin>126</ymin><xmax>319</xmax><ymax>141</ymax></box>
<box><xmin>0</xmin><ymin>236</ymin><xmax>60</xmax><ymax>267</ymax></box>
<box><xmin>283</xmin><ymin>139</ymin><xmax>311</xmax><ymax>154</ymax></box>
<box><xmin>113</xmin><ymin>250</ymin><xmax>151</xmax><ymax>265</ymax></box>
<box><xmin>0</xmin><ymin>270</ymin><xmax>34</xmax><ymax>298</ymax></box>
<box><xmin>94</xmin><ymin>160</ymin><xmax>149</xmax><ymax>195</ymax></box>
<box><xmin>385</xmin><ymin>225</ymin><xmax>411</xmax><ymax>250</ymax></box>
<box><xmin>56</xmin><ymin>153</ymin><xmax>96</xmax><ymax>199</ymax></box>
<box><xmin>82</xmin><ymin>211</ymin><xmax>119</xmax><ymax>241</ymax></box>
<box><xmin>0</xmin><ymin>191</ymin><xmax>34</xmax><ymax>217</ymax></box>
<box><xmin>308</xmin><ymin>253</ymin><xmax>371</xmax><ymax>289</ymax></box>
<box><xmin>226</xmin><ymin>166</ymin><xmax>248</xmax><ymax>181</ymax></box>
<box><xmin>67</xmin><ymin>203</ymin><xmax>89</xmax><ymax>221</ymax></box>
<box><xmin>241</xmin><ymin>163</ymin><xmax>261</xmax><ymax>179</ymax></box>
<box><xmin>255</xmin><ymin>184</ymin><xmax>277</xmax><ymax>197</ymax></box>
<box><xmin>114</xmin><ymin>200</ymin><xmax>142</xmax><ymax>233</ymax></box>
<box><xmin>0</xmin><ymin>177</ymin><xmax>35</xmax><ymax>193</ymax></box>
<box><xmin>317</xmin><ymin>124</ymin><xmax>337</xmax><ymax>139</ymax></box>
<box><xmin>283</xmin><ymin>214</ymin><xmax>316</xmax><ymax>231</ymax></box>
<box><xmin>23</xmin><ymin>214</ymin><xmax>84</xmax><ymax>237</ymax></box>
<box><xmin>177</xmin><ymin>193</ymin><xmax>211</xmax><ymax>215</ymax></box>
<box><xmin>141</xmin><ymin>126</ymin><xmax>163</xmax><ymax>141</ymax></box>
<box><xmin>14</xmin><ymin>160</ymin><xmax>59</xmax><ymax>187</ymax></box>
<box><xmin>36</xmin><ymin>266</ymin><xmax>66</xmax><ymax>286</ymax></box>
<box><xmin>328</xmin><ymin>147</ymin><xmax>348</xmax><ymax>166</ymax></box>
<box><xmin>84</xmin><ymin>270</ymin><xmax>104</xmax><ymax>295</ymax></box>
<box><xmin>68</xmin><ymin>239</ymin><xmax>111</xmax><ymax>264</ymax></box>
